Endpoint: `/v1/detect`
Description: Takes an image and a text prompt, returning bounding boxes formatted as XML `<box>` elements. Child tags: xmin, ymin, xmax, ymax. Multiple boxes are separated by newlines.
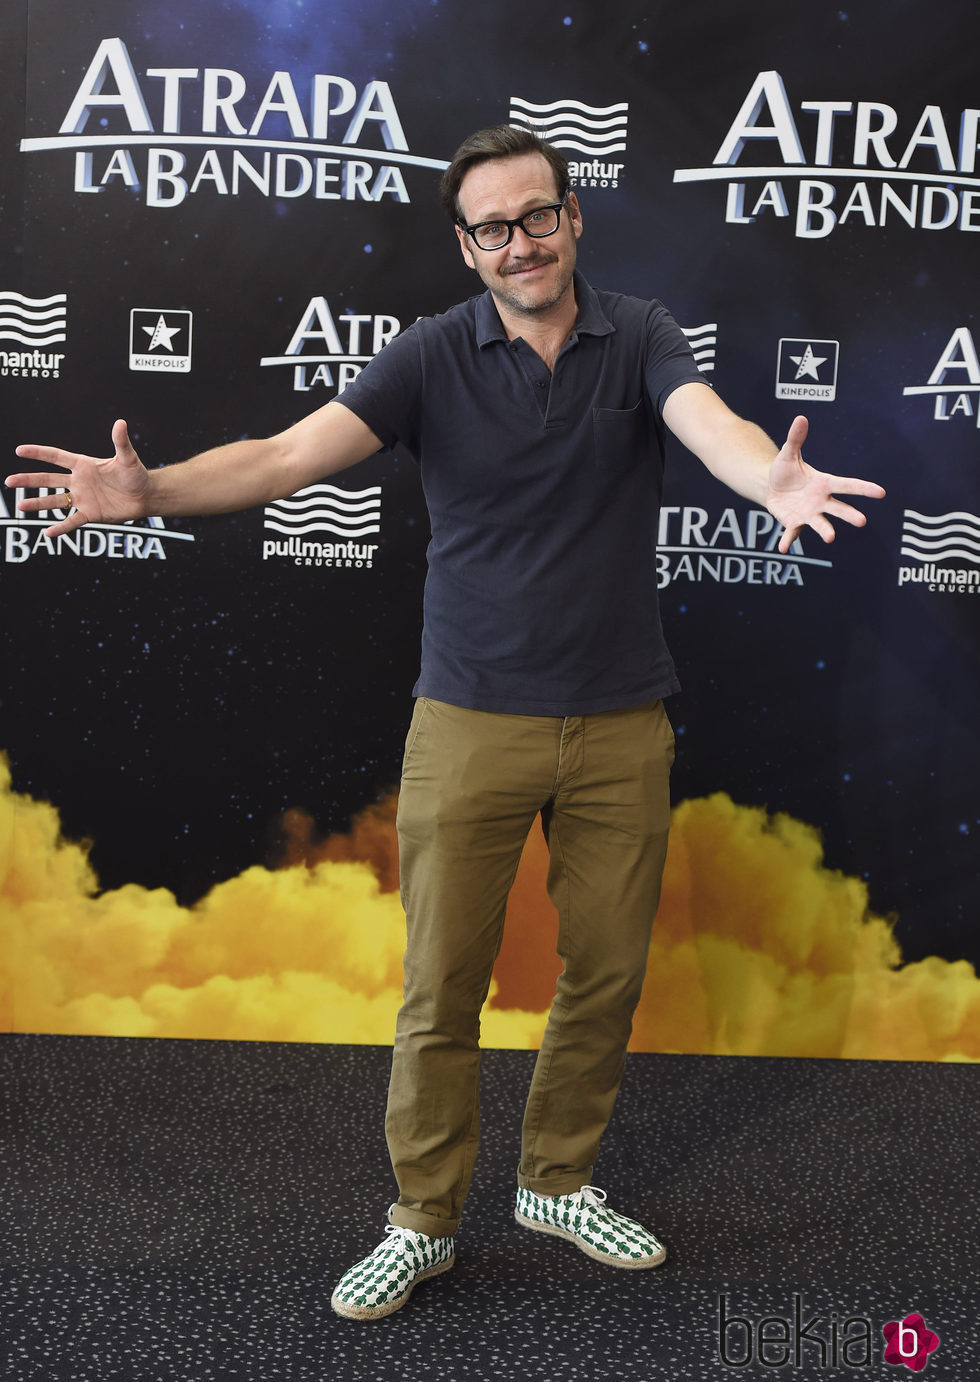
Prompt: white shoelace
<box><xmin>381</xmin><ymin>1223</ymin><xmax>425</xmax><ymax>1255</ymax></box>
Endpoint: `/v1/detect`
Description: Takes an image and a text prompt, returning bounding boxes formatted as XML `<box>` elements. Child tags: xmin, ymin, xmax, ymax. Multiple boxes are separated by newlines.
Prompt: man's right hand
<box><xmin>7</xmin><ymin>418</ymin><xmax>151</xmax><ymax>539</ymax></box>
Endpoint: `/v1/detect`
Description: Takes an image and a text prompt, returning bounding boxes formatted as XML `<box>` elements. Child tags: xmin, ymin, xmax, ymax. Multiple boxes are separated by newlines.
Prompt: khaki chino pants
<box><xmin>386</xmin><ymin>696</ymin><xmax>674</xmax><ymax>1237</ymax></box>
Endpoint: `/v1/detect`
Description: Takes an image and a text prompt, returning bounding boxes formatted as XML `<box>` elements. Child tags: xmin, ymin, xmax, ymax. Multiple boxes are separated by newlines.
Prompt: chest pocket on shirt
<box><xmin>593</xmin><ymin>399</ymin><xmax>646</xmax><ymax>471</ymax></box>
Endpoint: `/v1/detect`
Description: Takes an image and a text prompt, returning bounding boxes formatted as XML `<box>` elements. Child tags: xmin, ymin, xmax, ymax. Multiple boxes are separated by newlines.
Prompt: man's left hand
<box><xmin>767</xmin><ymin>415</ymin><xmax>886</xmax><ymax>554</ymax></box>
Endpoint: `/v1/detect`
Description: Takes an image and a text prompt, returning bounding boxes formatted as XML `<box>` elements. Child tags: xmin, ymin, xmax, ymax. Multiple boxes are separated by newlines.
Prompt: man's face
<box><xmin>454</xmin><ymin>152</ymin><xmax>583</xmax><ymax>319</ymax></box>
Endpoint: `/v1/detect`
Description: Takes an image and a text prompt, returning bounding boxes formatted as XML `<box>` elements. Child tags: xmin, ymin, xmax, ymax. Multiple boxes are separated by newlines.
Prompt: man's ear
<box><xmin>455</xmin><ymin>222</ymin><xmax>477</xmax><ymax>271</ymax></box>
<box><xmin>567</xmin><ymin>190</ymin><xmax>584</xmax><ymax>241</ymax></box>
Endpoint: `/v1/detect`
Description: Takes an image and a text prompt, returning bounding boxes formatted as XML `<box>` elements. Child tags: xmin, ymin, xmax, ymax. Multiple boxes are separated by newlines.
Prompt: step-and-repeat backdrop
<box><xmin>2</xmin><ymin>0</ymin><xmax>976</xmax><ymax>1059</ymax></box>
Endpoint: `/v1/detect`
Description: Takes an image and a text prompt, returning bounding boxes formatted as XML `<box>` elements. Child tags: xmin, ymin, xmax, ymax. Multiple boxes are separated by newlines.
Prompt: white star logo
<box><xmin>789</xmin><ymin>344</ymin><xmax>827</xmax><ymax>381</ymax></box>
<box><xmin>143</xmin><ymin>314</ymin><xmax>182</xmax><ymax>352</ymax></box>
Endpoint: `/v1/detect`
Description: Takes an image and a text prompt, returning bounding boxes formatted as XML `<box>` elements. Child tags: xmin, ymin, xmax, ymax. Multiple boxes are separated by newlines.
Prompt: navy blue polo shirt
<box><xmin>338</xmin><ymin>272</ymin><xmax>707</xmax><ymax>715</ymax></box>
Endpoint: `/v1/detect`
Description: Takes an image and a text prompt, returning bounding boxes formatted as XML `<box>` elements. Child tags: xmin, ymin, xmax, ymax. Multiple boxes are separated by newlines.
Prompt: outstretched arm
<box><xmin>6</xmin><ymin>401</ymin><xmax>384</xmax><ymax>539</ymax></box>
<box><xmin>662</xmin><ymin>382</ymin><xmax>885</xmax><ymax>554</ymax></box>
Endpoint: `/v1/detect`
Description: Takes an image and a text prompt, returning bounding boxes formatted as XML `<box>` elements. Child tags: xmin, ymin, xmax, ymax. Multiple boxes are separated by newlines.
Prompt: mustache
<box><xmin>501</xmin><ymin>252</ymin><xmax>558</xmax><ymax>275</ymax></box>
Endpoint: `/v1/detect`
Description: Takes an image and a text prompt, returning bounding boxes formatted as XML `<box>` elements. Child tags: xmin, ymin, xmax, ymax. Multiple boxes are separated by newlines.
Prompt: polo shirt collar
<box><xmin>474</xmin><ymin>271</ymin><xmax>615</xmax><ymax>349</ymax></box>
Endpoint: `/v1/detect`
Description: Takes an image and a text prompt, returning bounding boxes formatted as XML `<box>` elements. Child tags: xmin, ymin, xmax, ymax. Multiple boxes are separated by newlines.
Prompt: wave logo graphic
<box><xmin>508</xmin><ymin>98</ymin><xmax>628</xmax><ymax>156</ymax></box>
<box><xmin>0</xmin><ymin>291</ymin><xmax>67</xmax><ymax>346</ymax></box>
<box><xmin>683</xmin><ymin>323</ymin><xmax>718</xmax><ymax>374</ymax></box>
<box><xmin>264</xmin><ymin>483</ymin><xmax>381</xmax><ymax>538</ymax></box>
<box><xmin>901</xmin><ymin>510</ymin><xmax>980</xmax><ymax>565</ymax></box>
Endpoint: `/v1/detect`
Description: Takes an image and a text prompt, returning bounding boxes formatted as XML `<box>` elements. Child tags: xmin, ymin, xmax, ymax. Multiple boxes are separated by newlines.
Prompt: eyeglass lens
<box><xmin>472</xmin><ymin>206</ymin><xmax>561</xmax><ymax>249</ymax></box>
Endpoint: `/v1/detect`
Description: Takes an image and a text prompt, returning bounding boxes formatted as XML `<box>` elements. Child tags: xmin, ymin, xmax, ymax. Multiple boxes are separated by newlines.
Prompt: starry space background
<box><xmin>1</xmin><ymin>0</ymin><xmax>976</xmax><ymax>972</ymax></box>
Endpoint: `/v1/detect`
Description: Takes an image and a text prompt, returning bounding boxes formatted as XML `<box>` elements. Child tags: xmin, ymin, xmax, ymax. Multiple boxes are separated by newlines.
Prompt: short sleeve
<box><xmin>643</xmin><ymin>302</ymin><xmax>711</xmax><ymax>417</ymax></box>
<box><xmin>336</xmin><ymin>323</ymin><xmax>424</xmax><ymax>456</ymax></box>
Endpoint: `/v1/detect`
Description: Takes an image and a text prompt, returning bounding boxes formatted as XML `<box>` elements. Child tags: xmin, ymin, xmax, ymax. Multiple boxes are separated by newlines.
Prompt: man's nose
<box><xmin>507</xmin><ymin>223</ymin><xmax>540</xmax><ymax>255</ymax></box>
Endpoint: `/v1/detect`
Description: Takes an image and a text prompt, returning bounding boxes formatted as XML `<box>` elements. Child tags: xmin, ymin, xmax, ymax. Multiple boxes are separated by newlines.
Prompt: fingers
<box><xmin>777</xmin><ymin>515</ymin><xmax>835</xmax><ymax>554</ymax></box>
<box><xmin>9</xmin><ymin>442</ymin><xmax>85</xmax><ymax>494</ymax></box>
<box><xmin>805</xmin><ymin>514</ymin><xmax>837</xmax><ymax>546</ymax></box>
<box><xmin>9</xmin><ymin>446</ymin><xmax>75</xmax><ymax>472</ymax></box>
<box><xmin>777</xmin><ymin>498</ymin><xmax>877</xmax><ymax>553</ymax></box>
<box><xmin>40</xmin><ymin>511</ymin><xmax>88</xmax><ymax>540</ymax></box>
<box><xmin>785</xmin><ymin>413</ymin><xmax>809</xmax><ymax>450</ymax></box>
<box><xmin>5</xmin><ymin>467</ymin><xmax>71</xmax><ymax>490</ymax></box>
<box><xmin>2</xmin><ymin>470</ymin><xmax>81</xmax><ymax>534</ymax></box>
<box><xmin>809</xmin><ymin>476</ymin><xmax>887</xmax><ymax>536</ymax></box>
<box><xmin>10</xmin><ymin>420</ymin><xmax>131</xmax><ymax>476</ymax></box>
<box><xmin>8</xmin><ymin>488</ymin><xmax>72</xmax><ymax>515</ymax></box>
<box><xmin>111</xmin><ymin>418</ymin><xmax>137</xmax><ymax>463</ymax></box>
<box><xmin>824</xmin><ymin>497</ymin><xmax>871</xmax><ymax>527</ymax></box>
<box><xmin>7</xmin><ymin>422</ymin><xmax>134</xmax><ymax>523</ymax></box>
<box><xmin>827</xmin><ymin>475</ymin><xmax>887</xmax><ymax>499</ymax></box>
<box><xmin>777</xmin><ymin>527</ymin><xmax>801</xmax><ymax>555</ymax></box>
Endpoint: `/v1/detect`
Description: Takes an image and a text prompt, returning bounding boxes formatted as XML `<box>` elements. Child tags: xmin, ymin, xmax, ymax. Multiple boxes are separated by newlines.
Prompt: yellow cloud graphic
<box><xmin>2</xmin><ymin>753</ymin><xmax>977</xmax><ymax>1060</ymax></box>
<box><xmin>0</xmin><ymin>756</ymin><xmax>541</xmax><ymax>1048</ymax></box>
<box><xmin>634</xmin><ymin>796</ymin><xmax>979</xmax><ymax>1061</ymax></box>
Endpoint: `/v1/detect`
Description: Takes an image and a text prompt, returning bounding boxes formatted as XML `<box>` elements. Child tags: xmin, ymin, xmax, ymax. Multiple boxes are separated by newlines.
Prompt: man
<box><xmin>8</xmin><ymin>125</ymin><xmax>884</xmax><ymax>1322</ymax></box>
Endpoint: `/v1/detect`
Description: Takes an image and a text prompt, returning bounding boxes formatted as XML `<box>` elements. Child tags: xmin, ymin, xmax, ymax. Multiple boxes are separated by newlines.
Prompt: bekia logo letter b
<box><xmin>882</xmin><ymin>1312</ymin><xmax>940</xmax><ymax>1371</ymax></box>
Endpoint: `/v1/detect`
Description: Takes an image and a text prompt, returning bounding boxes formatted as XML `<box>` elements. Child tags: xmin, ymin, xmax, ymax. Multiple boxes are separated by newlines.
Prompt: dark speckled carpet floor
<box><xmin>2</xmin><ymin>1035</ymin><xmax>976</xmax><ymax>1380</ymax></box>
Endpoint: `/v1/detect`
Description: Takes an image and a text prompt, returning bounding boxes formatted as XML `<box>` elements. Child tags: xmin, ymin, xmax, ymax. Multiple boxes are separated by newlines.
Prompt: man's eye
<box><xmin>526</xmin><ymin>211</ymin><xmax>547</xmax><ymax>225</ymax></box>
<box><xmin>483</xmin><ymin>223</ymin><xmax>504</xmax><ymax>236</ymax></box>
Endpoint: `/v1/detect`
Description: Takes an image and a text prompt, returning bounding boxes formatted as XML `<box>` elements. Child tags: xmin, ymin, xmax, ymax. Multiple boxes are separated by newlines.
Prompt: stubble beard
<box><xmin>485</xmin><ymin>251</ymin><xmax>576</xmax><ymax>319</ymax></box>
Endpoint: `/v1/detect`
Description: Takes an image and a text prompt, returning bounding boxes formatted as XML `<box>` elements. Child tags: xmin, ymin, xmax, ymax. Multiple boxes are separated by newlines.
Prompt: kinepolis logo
<box><xmin>0</xmin><ymin>291</ymin><xmax>67</xmax><ymax>379</ymax></box>
<box><xmin>776</xmin><ymin>338</ymin><xmax>839</xmax><ymax>401</ymax></box>
<box><xmin>1</xmin><ymin>488</ymin><xmax>195</xmax><ymax>563</ymax></box>
<box><xmin>130</xmin><ymin>309</ymin><xmax>192</xmax><ymax>372</ymax></box>
<box><xmin>902</xmin><ymin>326</ymin><xmax>980</xmax><ymax>426</ymax></box>
<box><xmin>656</xmin><ymin>505</ymin><xmax>827</xmax><ymax>588</ymax></box>
<box><xmin>19</xmin><ymin>37</ymin><xmax>447</xmax><ymax>209</ymax></box>
<box><xmin>262</xmin><ymin>482</ymin><xmax>380</xmax><ymax>570</ymax></box>
<box><xmin>261</xmin><ymin>296</ymin><xmax>400</xmax><ymax>394</ymax></box>
<box><xmin>897</xmin><ymin>509</ymin><xmax>979</xmax><ymax>596</ymax></box>
<box><xmin>673</xmin><ymin>70</ymin><xmax>980</xmax><ymax>239</ymax></box>
<box><xmin>509</xmin><ymin>97</ymin><xmax>627</xmax><ymax>189</ymax></box>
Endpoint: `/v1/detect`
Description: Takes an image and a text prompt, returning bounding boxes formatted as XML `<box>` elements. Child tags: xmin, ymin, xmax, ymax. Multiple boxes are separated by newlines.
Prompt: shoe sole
<box><xmin>515</xmin><ymin>1210</ymin><xmax>667</xmax><ymax>1270</ymax></box>
<box><xmin>330</xmin><ymin>1254</ymin><xmax>456</xmax><ymax>1321</ymax></box>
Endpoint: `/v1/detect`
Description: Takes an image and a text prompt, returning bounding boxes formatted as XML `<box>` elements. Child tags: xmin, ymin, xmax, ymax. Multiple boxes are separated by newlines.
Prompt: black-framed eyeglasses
<box><xmin>458</xmin><ymin>197</ymin><xmax>568</xmax><ymax>251</ymax></box>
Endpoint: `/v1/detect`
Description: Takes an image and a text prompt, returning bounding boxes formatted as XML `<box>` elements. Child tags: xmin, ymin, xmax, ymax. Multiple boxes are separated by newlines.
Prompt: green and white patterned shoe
<box><xmin>515</xmin><ymin>1184</ymin><xmax>667</xmax><ymax>1269</ymax></box>
<box><xmin>331</xmin><ymin>1221</ymin><xmax>456</xmax><ymax>1320</ymax></box>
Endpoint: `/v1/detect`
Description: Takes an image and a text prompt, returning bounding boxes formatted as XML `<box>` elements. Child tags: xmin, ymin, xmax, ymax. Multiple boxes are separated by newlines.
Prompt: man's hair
<box><xmin>440</xmin><ymin>124</ymin><xmax>570</xmax><ymax>221</ymax></box>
